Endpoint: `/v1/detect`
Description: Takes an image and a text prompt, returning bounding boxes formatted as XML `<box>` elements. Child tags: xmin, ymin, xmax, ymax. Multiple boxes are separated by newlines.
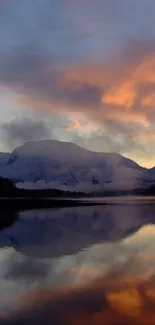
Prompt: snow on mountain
<box><xmin>149</xmin><ymin>166</ymin><xmax>155</xmax><ymax>179</ymax></box>
<box><xmin>0</xmin><ymin>140</ymin><xmax>152</xmax><ymax>192</ymax></box>
<box><xmin>0</xmin><ymin>153</ymin><xmax>10</xmax><ymax>167</ymax></box>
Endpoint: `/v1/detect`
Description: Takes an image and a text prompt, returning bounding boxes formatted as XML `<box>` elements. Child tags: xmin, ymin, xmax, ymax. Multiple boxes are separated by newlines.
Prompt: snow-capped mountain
<box><xmin>0</xmin><ymin>140</ymin><xmax>153</xmax><ymax>192</ymax></box>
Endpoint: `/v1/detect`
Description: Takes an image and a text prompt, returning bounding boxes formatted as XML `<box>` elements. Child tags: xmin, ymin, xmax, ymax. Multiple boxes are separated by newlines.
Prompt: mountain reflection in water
<box><xmin>0</xmin><ymin>202</ymin><xmax>155</xmax><ymax>323</ymax></box>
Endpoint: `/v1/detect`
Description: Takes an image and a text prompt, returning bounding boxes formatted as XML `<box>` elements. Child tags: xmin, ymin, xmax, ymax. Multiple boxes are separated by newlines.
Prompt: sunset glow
<box><xmin>0</xmin><ymin>0</ymin><xmax>155</xmax><ymax>166</ymax></box>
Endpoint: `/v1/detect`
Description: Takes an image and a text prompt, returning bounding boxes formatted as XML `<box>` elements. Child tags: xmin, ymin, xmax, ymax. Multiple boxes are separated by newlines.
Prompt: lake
<box><xmin>1</xmin><ymin>198</ymin><xmax>155</xmax><ymax>324</ymax></box>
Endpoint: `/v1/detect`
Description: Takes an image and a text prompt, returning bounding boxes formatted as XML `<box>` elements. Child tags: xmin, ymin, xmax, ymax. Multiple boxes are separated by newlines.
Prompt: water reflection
<box><xmin>1</xmin><ymin>204</ymin><xmax>155</xmax><ymax>258</ymax></box>
<box><xmin>0</xmin><ymin>203</ymin><xmax>155</xmax><ymax>318</ymax></box>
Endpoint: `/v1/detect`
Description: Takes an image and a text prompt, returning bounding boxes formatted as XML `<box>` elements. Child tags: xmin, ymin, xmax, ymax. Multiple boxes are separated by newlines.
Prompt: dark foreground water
<box><xmin>1</xmin><ymin>198</ymin><xmax>155</xmax><ymax>324</ymax></box>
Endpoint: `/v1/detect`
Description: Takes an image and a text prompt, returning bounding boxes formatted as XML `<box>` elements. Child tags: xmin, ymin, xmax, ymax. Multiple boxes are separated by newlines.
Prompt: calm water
<box><xmin>1</xmin><ymin>198</ymin><xmax>155</xmax><ymax>322</ymax></box>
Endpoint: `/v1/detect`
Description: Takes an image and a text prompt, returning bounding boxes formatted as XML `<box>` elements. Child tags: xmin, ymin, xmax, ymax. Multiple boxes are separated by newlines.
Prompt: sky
<box><xmin>1</xmin><ymin>1</ymin><xmax>155</xmax><ymax>167</ymax></box>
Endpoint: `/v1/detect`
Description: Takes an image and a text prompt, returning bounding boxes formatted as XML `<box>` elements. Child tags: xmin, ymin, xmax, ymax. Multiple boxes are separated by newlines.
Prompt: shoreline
<box><xmin>0</xmin><ymin>197</ymin><xmax>108</xmax><ymax>210</ymax></box>
<box><xmin>0</xmin><ymin>196</ymin><xmax>155</xmax><ymax>210</ymax></box>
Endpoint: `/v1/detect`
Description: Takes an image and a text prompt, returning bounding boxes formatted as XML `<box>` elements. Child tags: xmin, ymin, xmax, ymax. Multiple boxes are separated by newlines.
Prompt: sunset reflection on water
<box><xmin>3</xmin><ymin>274</ymin><xmax>155</xmax><ymax>324</ymax></box>
<box><xmin>0</xmin><ymin>203</ymin><xmax>155</xmax><ymax>324</ymax></box>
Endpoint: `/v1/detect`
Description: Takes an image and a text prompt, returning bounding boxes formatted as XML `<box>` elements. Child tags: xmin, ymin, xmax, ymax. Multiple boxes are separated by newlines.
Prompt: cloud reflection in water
<box><xmin>0</xmin><ymin>204</ymin><xmax>155</xmax><ymax>323</ymax></box>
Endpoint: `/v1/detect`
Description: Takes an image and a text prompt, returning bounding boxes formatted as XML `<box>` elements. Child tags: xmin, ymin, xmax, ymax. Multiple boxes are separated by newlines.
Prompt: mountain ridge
<box><xmin>0</xmin><ymin>139</ymin><xmax>154</xmax><ymax>193</ymax></box>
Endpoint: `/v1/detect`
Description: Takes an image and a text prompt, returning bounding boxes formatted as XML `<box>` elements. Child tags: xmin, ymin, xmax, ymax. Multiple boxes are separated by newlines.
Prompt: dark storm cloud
<box><xmin>2</xmin><ymin>118</ymin><xmax>52</xmax><ymax>148</ymax></box>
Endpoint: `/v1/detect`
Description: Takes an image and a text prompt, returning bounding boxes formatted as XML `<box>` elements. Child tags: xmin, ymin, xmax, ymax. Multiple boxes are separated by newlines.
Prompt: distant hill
<box><xmin>0</xmin><ymin>177</ymin><xmax>87</xmax><ymax>198</ymax></box>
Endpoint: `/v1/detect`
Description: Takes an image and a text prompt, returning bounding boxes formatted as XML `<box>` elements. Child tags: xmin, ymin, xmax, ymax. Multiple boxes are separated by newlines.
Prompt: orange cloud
<box><xmin>11</xmin><ymin>49</ymin><xmax>155</xmax><ymax>129</ymax></box>
<box><xmin>4</xmin><ymin>43</ymin><xmax>155</xmax><ymax>167</ymax></box>
<box><xmin>133</xmin><ymin>132</ymin><xmax>155</xmax><ymax>143</ymax></box>
<box><xmin>65</xmin><ymin>120</ymin><xmax>82</xmax><ymax>131</ymax></box>
<box><xmin>102</xmin><ymin>81</ymin><xmax>136</xmax><ymax>108</ymax></box>
<box><xmin>141</xmin><ymin>93</ymin><xmax>155</xmax><ymax>107</ymax></box>
<box><xmin>134</xmin><ymin>54</ymin><xmax>155</xmax><ymax>84</ymax></box>
<box><xmin>64</xmin><ymin>52</ymin><xmax>155</xmax><ymax>109</ymax></box>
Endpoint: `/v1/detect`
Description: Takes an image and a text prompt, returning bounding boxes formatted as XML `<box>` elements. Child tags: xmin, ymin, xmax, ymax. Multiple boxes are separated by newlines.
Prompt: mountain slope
<box><xmin>0</xmin><ymin>153</ymin><xmax>10</xmax><ymax>166</ymax></box>
<box><xmin>0</xmin><ymin>140</ymin><xmax>152</xmax><ymax>192</ymax></box>
<box><xmin>149</xmin><ymin>166</ymin><xmax>155</xmax><ymax>178</ymax></box>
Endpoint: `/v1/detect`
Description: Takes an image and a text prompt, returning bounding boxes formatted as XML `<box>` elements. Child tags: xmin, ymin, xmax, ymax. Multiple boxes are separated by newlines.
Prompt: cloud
<box><xmin>1</xmin><ymin>118</ymin><xmax>52</xmax><ymax>149</ymax></box>
<box><xmin>2</xmin><ymin>47</ymin><xmax>155</xmax><ymax>164</ymax></box>
<box><xmin>1</xmin><ymin>1</ymin><xmax>155</xmax><ymax>164</ymax></box>
<box><xmin>65</xmin><ymin>120</ymin><xmax>82</xmax><ymax>131</ymax></box>
<box><xmin>1</xmin><ymin>41</ymin><xmax>155</xmax><ymax>126</ymax></box>
<box><xmin>102</xmin><ymin>81</ymin><xmax>137</xmax><ymax>108</ymax></box>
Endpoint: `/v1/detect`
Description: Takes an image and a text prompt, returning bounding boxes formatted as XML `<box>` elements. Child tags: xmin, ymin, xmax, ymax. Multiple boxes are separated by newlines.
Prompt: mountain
<box><xmin>149</xmin><ymin>166</ymin><xmax>155</xmax><ymax>178</ymax></box>
<box><xmin>0</xmin><ymin>140</ymin><xmax>152</xmax><ymax>193</ymax></box>
<box><xmin>0</xmin><ymin>153</ymin><xmax>10</xmax><ymax>166</ymax></box>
